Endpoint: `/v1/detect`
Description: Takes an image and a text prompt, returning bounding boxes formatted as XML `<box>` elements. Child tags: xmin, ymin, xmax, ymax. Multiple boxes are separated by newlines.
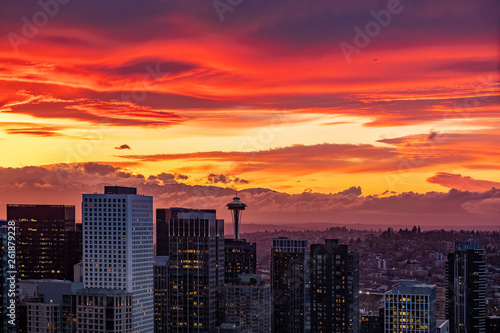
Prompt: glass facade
<box><xmin>160</xmin><ymin>208</ymin><xmax>224</xmax><ymax>333</ymax></box>
<box><xmin>310</xmin><ymin>239</ymin><xmax>359</xmax><ymax>333</ymax></box>
<box><xmin>271</xmin><ymin>238</ymin><xmax>307</xmax><ymax>333</ymax></box>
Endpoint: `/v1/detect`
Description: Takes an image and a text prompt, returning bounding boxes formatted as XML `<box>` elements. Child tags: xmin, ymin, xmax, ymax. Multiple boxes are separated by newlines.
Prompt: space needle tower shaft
<box><xmin>226</xmin><ymin>194</ymin><xmax>247</xmax><ymax>239</ymax></box>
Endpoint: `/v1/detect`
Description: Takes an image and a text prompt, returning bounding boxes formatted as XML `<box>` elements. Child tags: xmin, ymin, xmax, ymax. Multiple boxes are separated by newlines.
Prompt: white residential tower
<box><xmin>82</xmin><ymin>186</ymin><xmax>154</xmax><ymax>333</ymax></box>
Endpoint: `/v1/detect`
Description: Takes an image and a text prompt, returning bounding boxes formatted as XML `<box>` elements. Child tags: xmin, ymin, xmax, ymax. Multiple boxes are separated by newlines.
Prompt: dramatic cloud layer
<box><xmin>0</xmin><ymin>163</ymin><xmax>498</xmax><ymax>229</ymax></box>
<box><xmin>1</xmin><ymin>0</ymin><xmax>498</xmax><ymax>130</ymax></box>
<box><xmin>0</xmin><ymin>0</ymin><xmax>499</xmax><ymax>227</ymax></box>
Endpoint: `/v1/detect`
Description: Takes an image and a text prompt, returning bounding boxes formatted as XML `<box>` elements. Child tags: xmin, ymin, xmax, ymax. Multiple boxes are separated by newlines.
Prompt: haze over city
<box><xmin>0</xmin><ymin>0</ymin><xmax>499</xmax><ymax>229</ymax></box>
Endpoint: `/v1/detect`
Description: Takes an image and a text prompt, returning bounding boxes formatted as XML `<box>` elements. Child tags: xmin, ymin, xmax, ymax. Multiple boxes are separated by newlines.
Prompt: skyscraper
<box><xmin>82</xmin><ymin>186</ymin><xmax>154</xmax><ymax>333</ymax></box>
<box><xmin>384</xmin><ymin>280</ymin><xmax>437</xmax><ymax>333</ymax></box>
<box><xmin>224</xmin><ymin>273</ymin><xmax>271</xmax><ymax>333</ymax></box>
<box><xmin>224</xmin><ymin>238</ymin><xmax>256</xmax><ymax>284</ymax></box>
<box><xmin>158</xmin><ymin>207</ymin><xmax>224</xmax><ymax>333</ymax></box>
<box><xmin>6</xmin><ymin>204</ymin><xmax>80</xmax><ymax>281</ymax></box>
<box><xmin>19</xmin><ymin>279</ymin><xmax>83</xmax><ymax>333</ymax></box>
<box><xmin>27</xmin><ymin>302</ymin><xmax>60</xmax><ymax>333</ymax></box>
<box><xmin>360</xmin><ymin>312</ymin><xmax>383</xmax><ymax>333</ymax></box>
<box><xmin>155</xmin><ymin>256</ymin><xmax>169</xmax><ymax>333</ymax></box>
<box><xmin>446</xmin><ymin>241</ymin><xmax>486</xmax><ymax>333</ymax></box>
<box><xmin>76</xmin><ymin>288</ymin><xmax>132</xmax><ymax>333</ymax></box>
<box><xmin>310</xmin><ymin>239</ymin><xmax>359</xmax><ymax>333</ymax></box>
<box><xmin>271</xmin><ymin>237</ymin><xmax>307</xmax><ymax>333</ymax></box>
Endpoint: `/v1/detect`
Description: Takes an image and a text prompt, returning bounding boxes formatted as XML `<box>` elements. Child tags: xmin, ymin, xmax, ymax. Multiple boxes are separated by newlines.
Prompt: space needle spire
<box><xmin>226</xmin><ymin>191</ymin><xmax>247</xmax><ymax>239</ymax></box>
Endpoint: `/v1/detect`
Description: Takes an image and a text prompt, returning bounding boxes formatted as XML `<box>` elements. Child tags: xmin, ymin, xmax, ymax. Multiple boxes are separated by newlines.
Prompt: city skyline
<box><xmin>1</xmin><ymin>186</ymin><xmax>497</xmax><ymax>332</ymax></box>
<box><xmin>0</xmin><ymin>0</ymin><xmax>499</xmax><ymax>228</ymax></box>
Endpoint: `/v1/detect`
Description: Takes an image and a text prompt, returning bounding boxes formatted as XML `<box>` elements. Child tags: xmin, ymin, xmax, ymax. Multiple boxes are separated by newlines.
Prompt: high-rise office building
<box><xmin>360</xmin><ymin>312</ymin><xmax>383</xmax><ymax>333</ymax></box>
<box><xmin>224</xmin><ymin>273</ymin><xmax>271</xmax><ymax>333</ymax></box>
<box><xmin>6</xmin><ymin>204</ymin><xmax>81</xmax><ymax>281</ymax></box>
<box><xmin>310</xmin><ymin>239</ymin><xmax>359</xmax><ymax>333</ymax></box>
<box><xmin>82</xmin><ymin>186</ymin><xmax>154</xmax><ymax>333</ymax></box>
<box><xmin>271</xmin><ymin>237</ymin><xmax>307</xmax><ymax>333</ymax></box>
<box><xmin>446</xmin><ymin>241</ymin><xmax>486</xmax><ymax>333</ymax></box>
<box><xmin>224</xmin><ymin>238</ymin><xmax>256</xmax><ymax>284</ymax></box>
<box><xmin>76</xmin><ymin>288</ymin><xmax>132</xmax><ymax>333</ymax></box>
<box><xmin>158</xmin><ymin>207</ymin><xmax>224</xmax><ymax>333</ymax></box>
<box><xmin>19</xmin><ymin>279</ymin><xmax>83</xmax><ymax>333</ymax></box>
<box><xmin>27</xmin><ymin>302</ymin><xmax>60</xmax><ymax>333</ymax></box>
<box><xmin>384</xmin><ymin>280</ymin><xmax>437</xmax><ymax>333</ymax></box>
<box><xmin>155</xmin><ymin>256</ymin><xmax>169</xmax><ymax>333</ymax></box>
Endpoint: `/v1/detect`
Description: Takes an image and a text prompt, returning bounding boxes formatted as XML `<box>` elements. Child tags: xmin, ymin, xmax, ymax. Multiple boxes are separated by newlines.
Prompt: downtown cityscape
<box><xmin>1</xmin><ymin>0</ymin><xmax>500</xmax><ymax>332</ymax></box>
<box><xmin>0</xmin><ymin>186</ymin><xmax>499</xmax><ymax>332</ymax></box>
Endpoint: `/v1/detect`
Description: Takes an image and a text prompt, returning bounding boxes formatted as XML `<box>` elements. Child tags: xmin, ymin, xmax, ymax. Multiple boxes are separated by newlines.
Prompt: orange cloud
<box><xmin>427</xmin><ymin>172</ymin><xmax>500</xmax><ymax>191</ymax></box>
<box><xmin>0</xmin><ymin>163</ymin><xmax>498</xmax><ymax>229</ymax></box>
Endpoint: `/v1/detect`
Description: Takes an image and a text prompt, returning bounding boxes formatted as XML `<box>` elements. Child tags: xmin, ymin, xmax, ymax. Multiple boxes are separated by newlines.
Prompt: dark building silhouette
<box><xmin>271</xmin><ymin>237</ymin><xmax>307</xmax><ymax>333</ymax></box>
<box><xmin>159</xmin><ymin>208</ymin><xmax>224</xmax><ymax>333</ymax></box>
<box><xmin>17</xmin><ymin>299</ymin><xmax>33</xmax><ymax>333</ymax></box>
<box><xmin>446</xmin><ymin>241</ymin><xmax>486</xmax><ymax>333</ymax></box>
<box><xmin>155</xmin><ymin>256</ymin><xmax>169</xmax><ymax>333</ymax></box>
<box><xmin>360</xmin><ymin>312</ymin><xmax>383</xmax><ymax>333</ymax></box>
<box><xmin>156</xmin><ymin>209</ymin><xmax>170</xmax><ymax>257</ymax></box>
<box><xmin>487</xmin><ymin>316</ymin><xmax>500</xmax><ymax>333</ymax></box>
<box><xmin>224</xmin><ymin>239</ymin><xmax>256</xmax><ymax>284</ymax></box>
<box><xmin>310</xmin><ymin>239</ymin><xmax>359</xmax><ymax>333</ymax></box>
<box><xmin>6</xmin><ymin>204</ymin><xmax>81</xmax><ymax>281</ymax></box>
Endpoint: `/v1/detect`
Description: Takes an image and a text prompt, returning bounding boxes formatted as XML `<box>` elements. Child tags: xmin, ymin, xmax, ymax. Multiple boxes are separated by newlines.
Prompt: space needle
<box><xmin>226</xmin><ymin>193</ymin><xmax>247</xmax><ymax>239</ymax></box>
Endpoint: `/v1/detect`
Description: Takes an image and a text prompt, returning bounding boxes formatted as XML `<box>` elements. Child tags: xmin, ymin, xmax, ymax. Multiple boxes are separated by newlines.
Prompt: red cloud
<box><xmin>119</xmin><ymin>143</ymin><xmax>400</xmax><ymax>174</ymax></box>
<box><xmin>427</xmin><ymin>172</ymin><xmax>500</xmax><ymax>191</ymax></box>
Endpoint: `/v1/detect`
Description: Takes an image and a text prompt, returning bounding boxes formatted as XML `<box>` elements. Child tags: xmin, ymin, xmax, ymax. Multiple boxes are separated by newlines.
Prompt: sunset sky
<box><xmin>1</xmin><ymin>0</ymin><xmax>499</xmax><ymax>229</ymax></box>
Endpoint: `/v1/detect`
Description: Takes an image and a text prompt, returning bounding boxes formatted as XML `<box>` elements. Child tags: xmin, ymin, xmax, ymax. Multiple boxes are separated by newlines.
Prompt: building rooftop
<box><xmin>166</xmin><ymin>207</ymin><xmax>217</xmax><ymax>220</ymax></box>
<box><xmin>104</xmin><ymin>186</ymin><xmax>137</xmax><ymax>195</ymax></box>
<box><xmin>387</xmin><ymin>280</ymin><xmax>435</xmax><ymax>294</ymax></box>
<box><xmin>155</xmin><ymin>256</ymin><xmax>169</xmax><ymax>266</ymax></box>
<box><xmin>455</xmin><ymin>241</ymin><xmax>483</xmax><ymax>251</ymax></box>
